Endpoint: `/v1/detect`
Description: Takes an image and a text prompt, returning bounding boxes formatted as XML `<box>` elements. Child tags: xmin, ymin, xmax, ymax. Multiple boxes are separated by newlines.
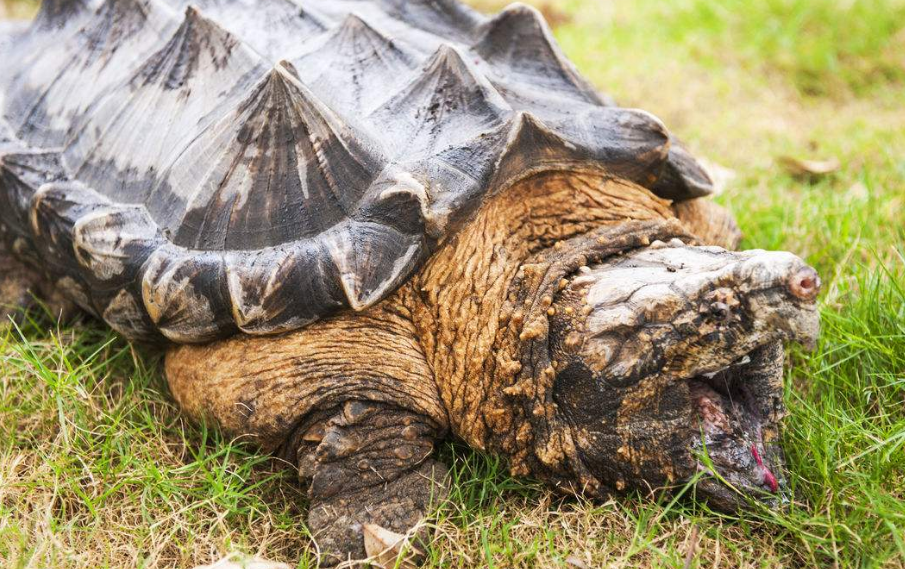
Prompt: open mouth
<box><xmin>685</xmin><ymin>341</ymin><xmax>788</xmax><ymax>507</ymax></box>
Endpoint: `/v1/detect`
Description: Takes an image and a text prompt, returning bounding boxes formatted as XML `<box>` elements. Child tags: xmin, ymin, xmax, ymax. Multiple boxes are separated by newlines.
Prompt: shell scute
<box><xmin>173</xmin><ymin>0</ymin><xmax>328</xmax><ymax>61</ymax></box>
<box><xmin>141</xmin><ymin>246</ymin><xmax>235</xmax><ymax>342</ymax></box>
<box><xmin>0</xmin><ymin>149</ymin><xmax>66</xmax><ymax>236</ymax></box>
<box><xmin>63</xmin><ymin>6</ymin><xmax>267</xmax><ymax>205</ymax></box>
<box><xmin>323</xmin><ymin>220</ymin><xmax>425</xmax><ymax>311</ymax></box>
<box><xmin>224</xmin><ymin>241</ymin><xmax>345</xmax><ymax>334</ymax></box>
<box><xmin>72</xmin><ymin>205</ymin><xmax>163</xmax><ymax>285</ymax></box>
<box><xmin>290</xmin><ymin>13</ymin><xmax>418</xmax><ymax>116</ymax></box>
<box><xmin>161</xmin><ymin>65</ymin><xmax>384</xmax><ymax>250</ymax></box>
<box><xmin>0</xmin><ymin>0</ymin><xmax>715</xmax><ymax>342</ymax></box>
<box><xmin>7</xmin><ymin>0</ymin><xmax>178</xmax><ymax>149</ymax></box>
<box><xmin>369</xmin><ymin>43</ymin><xmax>512</xmax><ymax>159</ymax></box>
<box><xmin>29</xmin><ymin>182</ymin><xmax>111</xmax><ymax>261</ymax></box>
<box><xmin>473</xmin><ymin>4</ymin><xmax>603</xmax><ymax>107</ymax></box>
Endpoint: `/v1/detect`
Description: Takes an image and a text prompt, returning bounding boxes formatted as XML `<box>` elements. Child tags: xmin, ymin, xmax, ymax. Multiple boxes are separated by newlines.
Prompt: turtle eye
<box><xmin>709</xmin><ymin>301</ymin><xmax>732</xmax><ymax>322</ymax></box>
<box><xmin>552</xmin><ymin>360</ymin><xmax>626</xmax><ymax>424</ymax></box>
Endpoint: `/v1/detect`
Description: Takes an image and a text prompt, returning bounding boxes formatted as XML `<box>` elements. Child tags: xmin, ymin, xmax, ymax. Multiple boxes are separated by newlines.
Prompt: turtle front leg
<box><xmin>297</xmin><ymin>400</ymin><xmax>448</xmax><ymax>566</ymax></box>
<box><xmin>165</xmin><ymin>294</ymin><xmax>450</xmax><ymax>566</ymax></box>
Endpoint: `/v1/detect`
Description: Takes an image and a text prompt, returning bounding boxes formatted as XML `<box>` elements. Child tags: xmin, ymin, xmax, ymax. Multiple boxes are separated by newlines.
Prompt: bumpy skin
<box><xmin>166</xmin><ymin>173</ymin><xmax>820</xmax><ymax>564</ymax></box>
<box><xmin>301</xmin><ymin>401</ymin><xmax>447</xmax><ymax>564</ymax></box>
<box><xmin>546</xmin><ymin>243</ymin><xmax>816</xmax><ymax>506</ymax></box>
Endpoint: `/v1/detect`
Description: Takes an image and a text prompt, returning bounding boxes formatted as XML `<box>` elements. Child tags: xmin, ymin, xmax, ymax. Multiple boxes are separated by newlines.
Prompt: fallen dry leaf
<box><xmin>566</xmin><ymin>554</ymin><xmax>592</xmax><ymax>569</ymax></box>
<box><xmin>777</xmin><ymin>155</ymin><xmax>841</xmax><ymax>178</ymax></box>
<box><xmin>193</xmin><ymin>554</ymin><xmax>291</xmax><ymax>569</ymax></box>
<box><xmin>363</xmin><ymin>523</ymin><xmax>420</xmax><ymax>569</ymax></box>
<box><xmin>848</xmin><ymin>181</ymin><xmax>869</xmax><ymax>200</ymax></box>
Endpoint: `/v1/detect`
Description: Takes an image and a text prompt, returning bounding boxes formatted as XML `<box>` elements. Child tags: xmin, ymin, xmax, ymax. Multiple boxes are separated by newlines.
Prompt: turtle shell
<box><xmin>0</xmin><ymin>0</ymin><xmax>713</xmax><ymax>343</ymax></box>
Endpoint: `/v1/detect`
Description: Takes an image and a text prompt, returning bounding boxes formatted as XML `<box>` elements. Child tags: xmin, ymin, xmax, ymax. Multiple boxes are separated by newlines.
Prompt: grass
<box><xmin>1</xmin><ymin>0</ymin><xmax>904</xmax><ymax>566</ymax></box>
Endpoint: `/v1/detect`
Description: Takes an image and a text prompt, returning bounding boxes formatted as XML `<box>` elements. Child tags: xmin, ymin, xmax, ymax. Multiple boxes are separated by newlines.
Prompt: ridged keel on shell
<box><xmin>368</xmin><ymin>44</ymin><xmax>512</xmax><ymax>159</ymax></box>
<box><xmin>473</xmin><ymin>4</ymin><xmax>604</xmax><ymax>109</ymax></box>
<box><xmin>290</xmin><ymin>14</ymin><xmax>418</xmax><ymax>117</ymax></box>
<box><xmin>171</xmin><ymin>0</ymin><xmax>329</xmax><ymax>61</ymax></box>
<box><xmin>63</xmin><ymin>6</ymin><xmax>268</xmax><ymax>204</ymax></box>
<box><xmin>164</xmin><ymin>65</ymin><xmax>384</xmax><ymax>250</ymax></box>
<box><xmin>0</xmin><ymin>0</ymin><xmax>716</xmax><ymax>343</ymax></box>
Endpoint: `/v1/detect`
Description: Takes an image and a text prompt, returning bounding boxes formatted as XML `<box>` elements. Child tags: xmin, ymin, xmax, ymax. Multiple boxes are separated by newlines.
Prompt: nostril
<box><xmin>789</xmin><ymin>268</ymin><xmax>820</xmax><ymax>301</ymax></box>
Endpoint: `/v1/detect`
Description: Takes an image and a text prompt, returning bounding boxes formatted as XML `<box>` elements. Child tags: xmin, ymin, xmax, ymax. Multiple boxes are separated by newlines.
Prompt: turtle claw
<box><xmin>301</xmin><ymin>402</ymin><xmax>448</xmax><ymax>567</ymax></box>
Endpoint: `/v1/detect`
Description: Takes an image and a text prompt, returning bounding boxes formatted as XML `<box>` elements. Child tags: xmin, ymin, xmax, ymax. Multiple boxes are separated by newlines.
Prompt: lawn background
<box><xmin>1</xmin><ymin>0</ymin><xmax>903</xmax><ymax>567</ymax></box>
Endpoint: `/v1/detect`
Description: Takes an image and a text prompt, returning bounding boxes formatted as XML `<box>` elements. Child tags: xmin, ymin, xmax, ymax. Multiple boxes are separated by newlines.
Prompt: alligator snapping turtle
<box><xmin>0</xmin><ymin>0</ymin><xmax>821</xmax><ymax>564</ymax></box>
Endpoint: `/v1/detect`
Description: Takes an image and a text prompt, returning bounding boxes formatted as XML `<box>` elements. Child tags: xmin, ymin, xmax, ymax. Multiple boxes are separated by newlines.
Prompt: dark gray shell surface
<box><xmin>0</xmin><ymin>0</ymin><xmax>713</xmax><ymax>343</ymax></box>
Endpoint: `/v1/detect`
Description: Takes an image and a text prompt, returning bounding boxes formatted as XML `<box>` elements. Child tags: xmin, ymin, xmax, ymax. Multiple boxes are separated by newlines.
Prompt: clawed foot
<box><xmin>309</xmin><ymin>459</ymin><xmax>445</xmax><ymax>567</ymax></box>
<box><xmin>297</xmin><ymin>401</ymin><xmax>449</xmax><ymax>567</ymax></box>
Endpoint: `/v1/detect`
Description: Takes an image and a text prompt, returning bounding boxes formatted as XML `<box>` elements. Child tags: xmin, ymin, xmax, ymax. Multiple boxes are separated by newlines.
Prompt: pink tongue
<box><xmin>751</xmin><ymin>445</ymin><xmax>779</xmax><ymax>492</ymax></box>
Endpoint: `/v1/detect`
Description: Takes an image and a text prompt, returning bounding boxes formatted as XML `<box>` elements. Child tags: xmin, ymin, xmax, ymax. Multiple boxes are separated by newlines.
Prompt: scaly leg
<box><xmin>297</xmin><ymin>400</ymin><xmax>448</xmax><ymax>566</ymax></box>
<box><xmin>165</xmin><ymin>295</ymin><xmax>450</xmax><ymax>566</ymax></box>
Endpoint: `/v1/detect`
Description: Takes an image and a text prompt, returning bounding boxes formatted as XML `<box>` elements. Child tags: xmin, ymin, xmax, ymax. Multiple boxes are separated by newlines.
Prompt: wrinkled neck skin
<box><xmin>408</xmin><ymin>170</ymin><xmax>686</xmax><ymax>492</ymax></box>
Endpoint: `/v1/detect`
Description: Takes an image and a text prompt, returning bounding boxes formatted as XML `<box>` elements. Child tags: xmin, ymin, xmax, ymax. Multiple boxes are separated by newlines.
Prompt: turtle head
<box><xmin>549</xmin><ymin>240</ymin><xmax>820</xmax><ymax>509</ymax></box>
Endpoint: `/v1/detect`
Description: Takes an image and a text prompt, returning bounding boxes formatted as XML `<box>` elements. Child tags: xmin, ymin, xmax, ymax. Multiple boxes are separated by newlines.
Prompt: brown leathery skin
<box><xmin>409</xmin><ymin>172</ymin><xmax>672</xmax><ymax>439</ymax></box>
<box><xmin>408</xmin><ymin>171</ymin><xmax>695</xmax><ymax>492</ymax></box>
<box><xmin>673</xmin><ymin>198</ymin><xmax>743</xmax><ymax>250</ymax></box>
<box><xmin>165</xmin><ymin>292</ymin><xmax>448</xmax><ymax>454</ymax></box>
